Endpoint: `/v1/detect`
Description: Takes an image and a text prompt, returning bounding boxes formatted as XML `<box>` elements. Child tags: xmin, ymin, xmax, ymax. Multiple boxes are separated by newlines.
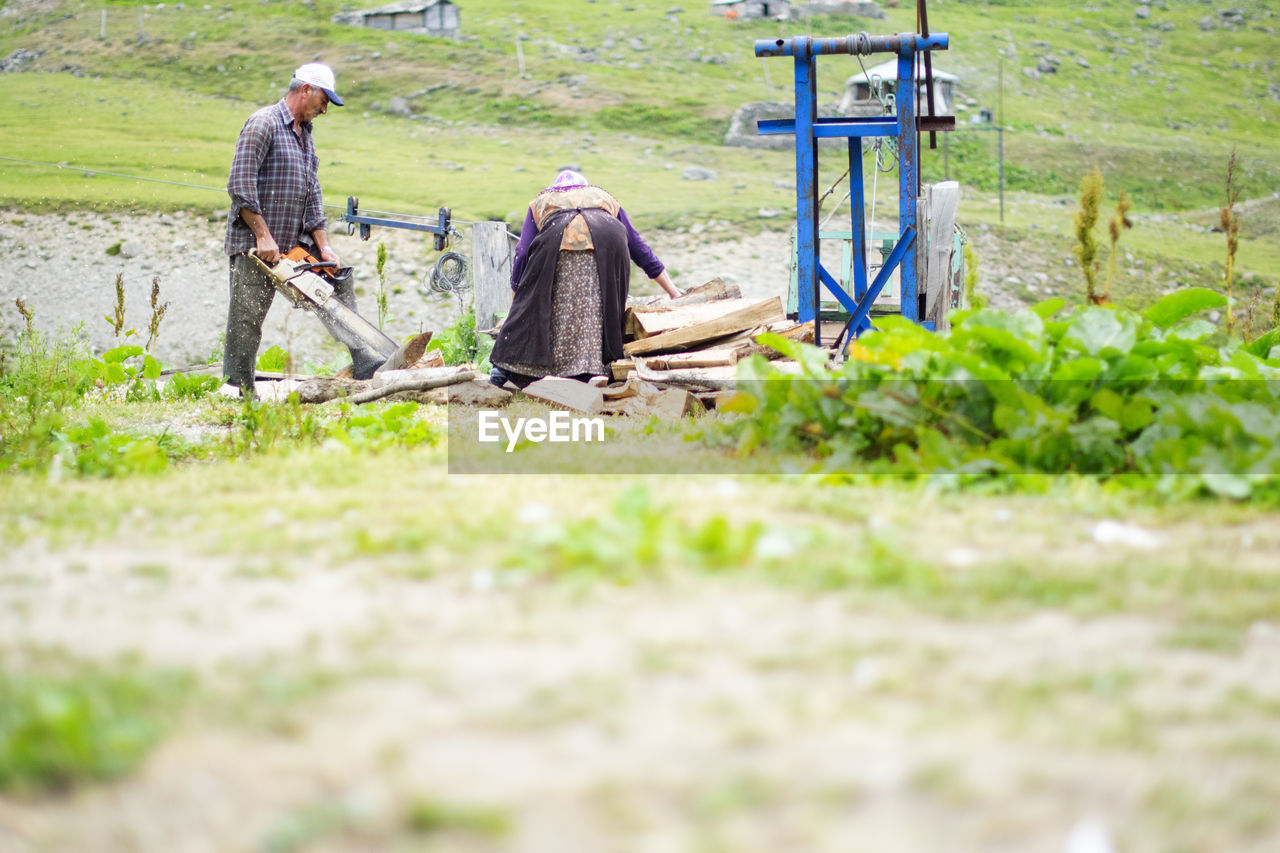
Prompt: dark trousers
<box><xmin>223</xmin><ymin>253</ymin><xmax>378</xmax><ymax>389</ymax></box>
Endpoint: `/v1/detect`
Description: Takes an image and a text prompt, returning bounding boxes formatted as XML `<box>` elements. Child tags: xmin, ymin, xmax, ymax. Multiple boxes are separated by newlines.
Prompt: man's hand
<box><xmin>255</xmin><ymin>233</ymin><xmax>280</xmax><ymax>264</ymax></box>
<box><xmin>318</xmin><ymin>245</ymin><xmax>341</xmax><ymax>269</ymax></box>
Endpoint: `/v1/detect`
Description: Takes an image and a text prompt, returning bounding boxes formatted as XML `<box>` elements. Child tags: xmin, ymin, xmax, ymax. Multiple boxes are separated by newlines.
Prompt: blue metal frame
<box><xmin>754</xmin><ymin>32</ymin><xmax>949</xmax><ymax>345</ymax></box>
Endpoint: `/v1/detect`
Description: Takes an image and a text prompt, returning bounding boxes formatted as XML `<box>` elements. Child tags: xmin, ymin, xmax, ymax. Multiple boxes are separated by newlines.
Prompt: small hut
<box><xmin>839</xmin><ymin>58</ymin><xmax>956</xmax><ymax>116</ymax></box>
<box><xmin>332</xmin><ymin>0</ymin><xmax>460</xmax><ymax>39</ymax></box>
<box><xmin>709</xmin><ymin>0</ymin><xmax>792</xmax><ymax>20</ymax></box>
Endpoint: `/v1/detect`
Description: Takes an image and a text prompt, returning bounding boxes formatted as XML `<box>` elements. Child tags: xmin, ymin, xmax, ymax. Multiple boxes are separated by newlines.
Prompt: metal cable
<box><xmin>425</xmin><ymin>251</ymin><xmax>470</xmax><ymax>297</ymax></box>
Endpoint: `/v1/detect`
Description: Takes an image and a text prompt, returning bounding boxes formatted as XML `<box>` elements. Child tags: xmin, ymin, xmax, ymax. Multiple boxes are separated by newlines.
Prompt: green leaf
<box><xmin>256</xmin><ymin>345</ymin><xmax>289</xmax><ymax>372</ymax></box>
<box><xmin>142</xmin><ymin>355</ymin><xmax>162</xmax><ymax>380</ymax></box>
<box><xmin>1145</xmin><ymin>287</ymin><xmax>1227</xmax><ymax>329</ymax></box>
<box><xmin>1062</xmin><ymin>307</ymin><xmax>1137</xmax><ymax>357</ymax></box>
<box><xmin>1241</xmin><ymin>328</ymin><xmax>1280</xmax><ymax>358</ymax></box>
<box><xmin>103</xmin><ymin>345</ymin><xmax>144</xmax><ymax>363</ymax></box>
<box><xmin>1030</xmin><ymin>297</ymin><xmax>1067</xmax><ymax>320</ymax></box>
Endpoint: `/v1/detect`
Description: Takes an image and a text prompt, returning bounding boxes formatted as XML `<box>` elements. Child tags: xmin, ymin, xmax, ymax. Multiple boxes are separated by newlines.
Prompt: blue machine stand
<box><xmin>755</xmin><ymin>33</ymin><xmax>953</xmax><ymax>346</ymax></box>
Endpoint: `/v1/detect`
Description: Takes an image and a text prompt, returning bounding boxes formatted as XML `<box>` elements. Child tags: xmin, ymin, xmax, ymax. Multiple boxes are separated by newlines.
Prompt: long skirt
<box><xmin>493</xmin><ymin>249</ymin><xmax>606</xmax><ymax>379</ymax></box>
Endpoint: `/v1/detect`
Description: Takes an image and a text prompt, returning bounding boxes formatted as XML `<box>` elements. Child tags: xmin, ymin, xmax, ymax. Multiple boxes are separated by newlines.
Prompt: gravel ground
<box><xmin>0</xmin><ymin>209</ymin><xmax>793</xmax><ymax>369</ymax></box>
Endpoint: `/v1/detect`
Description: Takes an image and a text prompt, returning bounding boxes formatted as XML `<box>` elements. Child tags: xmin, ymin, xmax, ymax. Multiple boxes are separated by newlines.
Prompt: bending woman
<box><xmin>490</xmin><ymin>170</ymin><xmax>680</xmax><ymax>388</ymax></box>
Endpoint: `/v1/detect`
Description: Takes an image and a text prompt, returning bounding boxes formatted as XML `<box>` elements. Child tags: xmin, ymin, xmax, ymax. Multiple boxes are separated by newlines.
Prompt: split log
<box><xmin>375</xmin><ymin>331</ymin><xmax>436</xmax><ymax>373</ymax></box>
<box><xmin>623</xmin><ymin>297</ymin><xmax>785</xmax><ymax>357</ymax></box>
<box><xmin>650</xmin><ymin>388</ymin><xmax>706</xmax><ymax>419</ymax></box>
<box><xmin>611</xmin><ymin>359</ymin><xmax>635</xmax><ymax>381</ymax></box>
<box><xmin>602</xmin><ymin>396</ymin><xmax>651</xmax><ymax>417</ymax></box>
<box><xmin>522</xmin><ymin>377</ymin><xmax>605</xmax><ymax>415</ymax></box>
<box><xmin>624</xmin><ymin>279</ymin><xmax>743</xmax><ymax>337</ymax></box>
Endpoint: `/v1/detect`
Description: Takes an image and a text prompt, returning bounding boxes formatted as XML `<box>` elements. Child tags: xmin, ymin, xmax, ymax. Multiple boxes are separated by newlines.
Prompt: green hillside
<box><xmin>1</xmin><ymin>0</ymin><xmax>1277</xmax><ymax>301</ymax></box>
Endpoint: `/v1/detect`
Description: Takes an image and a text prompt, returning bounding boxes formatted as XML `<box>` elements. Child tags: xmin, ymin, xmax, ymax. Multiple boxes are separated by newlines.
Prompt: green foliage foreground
<box><xmin>726</xmin><ymin>289</ymin><xmax>1280</xmax><ymax>501</ymax></box>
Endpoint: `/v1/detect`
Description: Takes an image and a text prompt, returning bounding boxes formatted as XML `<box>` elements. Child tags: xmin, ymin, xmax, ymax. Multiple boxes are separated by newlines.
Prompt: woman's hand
<box><xmin>654</xmin><ymin>270</ymin><xmax>682</xmax><ymax>299</ymax></box>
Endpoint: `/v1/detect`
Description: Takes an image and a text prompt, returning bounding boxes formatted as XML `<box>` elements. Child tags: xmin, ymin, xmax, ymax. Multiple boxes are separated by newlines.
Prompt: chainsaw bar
<box><xmin>248</xmin><ymin>252</ymin><xmax>399</xmax><ymax>361</ymax></box>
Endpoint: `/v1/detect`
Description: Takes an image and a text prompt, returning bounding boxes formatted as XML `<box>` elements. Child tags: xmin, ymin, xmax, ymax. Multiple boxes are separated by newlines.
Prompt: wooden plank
<box><xmin>924</xmin><ymin>181</ymin><xmax>961</xmax><ymax>332</ymax></box>
<box><xmin>623</xmin><ymin>297</ymin><xmax>785</xmax><ymax>357</ymax></box>
<box><xmin>611</xmin><ymin>359</ymin><xmax>634</xmax><ymax>381</ymax></box>
<box><xmin>472</xmin><ymin>221</ymin><xmax>516</xmax><ymax>331</ymax></box>
<box><xmin>522</xmin><ymin>377</ymin><xmax>604</xmax><ymax>415</ymax></box>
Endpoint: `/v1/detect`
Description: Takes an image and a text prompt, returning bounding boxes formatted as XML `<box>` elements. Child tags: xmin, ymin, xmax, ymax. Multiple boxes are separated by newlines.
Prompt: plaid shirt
<box><xmin>224</xmin><ymin>99</ymin><xmax>326</xmax><ymax>256</ymax></box>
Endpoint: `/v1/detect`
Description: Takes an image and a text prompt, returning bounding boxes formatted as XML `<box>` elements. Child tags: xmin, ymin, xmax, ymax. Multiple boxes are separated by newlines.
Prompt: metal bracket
<box><xmin>339</xmin><ymin>197</ymin><xmax>453</xmax><ymax>251</ymax></box>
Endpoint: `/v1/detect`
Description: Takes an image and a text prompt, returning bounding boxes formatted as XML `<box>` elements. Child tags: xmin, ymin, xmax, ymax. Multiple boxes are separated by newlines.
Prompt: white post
<box><xmin>516</xmin><ymin>37</ymin><xmax>526</xmax><ymax>78</ymax></box>
<box><xmin>100</xmin><ymin>9</ymin><xmax>106</xmax><ymax>39</ymax></box>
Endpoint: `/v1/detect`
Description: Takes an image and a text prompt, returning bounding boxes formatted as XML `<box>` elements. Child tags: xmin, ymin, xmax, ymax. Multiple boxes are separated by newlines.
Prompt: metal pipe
<box><xmin>754</xmin><ymin>32</ymin><xmax>948</xmax><ymax>58</ymax></box>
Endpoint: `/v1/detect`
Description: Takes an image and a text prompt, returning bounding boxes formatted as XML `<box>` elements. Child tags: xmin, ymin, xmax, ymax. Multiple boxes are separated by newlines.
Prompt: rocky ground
<box><xmin>0</xmin><ymin>209</ymin><xmax>798</xmax><ymax>370</ymax></box>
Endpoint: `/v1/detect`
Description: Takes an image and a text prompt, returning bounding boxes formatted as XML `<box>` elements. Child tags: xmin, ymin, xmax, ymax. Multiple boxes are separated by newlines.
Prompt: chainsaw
<box><xmin>248</xmin><ymin>246</ymin><xmax>399</xmax><ymax>378</ymax></box>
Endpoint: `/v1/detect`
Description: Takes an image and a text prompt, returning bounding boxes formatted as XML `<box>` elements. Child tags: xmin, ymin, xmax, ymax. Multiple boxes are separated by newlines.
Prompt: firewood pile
<box><xmin>516</xmin><ymin>278</ymin><xmax>813</xmax><ymax>418</ymax></box>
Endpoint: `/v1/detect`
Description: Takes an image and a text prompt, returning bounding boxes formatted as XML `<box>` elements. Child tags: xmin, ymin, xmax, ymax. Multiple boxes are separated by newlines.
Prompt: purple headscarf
<box><xmin>545</xmin><ymin>169</ymin><xmax>588</xmax><ymax>192</ymax></box>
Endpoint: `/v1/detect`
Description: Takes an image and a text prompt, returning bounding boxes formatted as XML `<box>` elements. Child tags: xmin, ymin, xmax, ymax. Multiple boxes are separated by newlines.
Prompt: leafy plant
<box><xmin>375</xmin><ymin>241</ymin><xmax>389</xmax><ymax>330</ymax></box>
<box><xmin>162</xmin><ymin>371</ymin><xmax>223</xmax><ymax>400</ymax></box>
<box><xmin>256</xmin><ymin>344</ymin><xmax>291</xmax><ymax>373</ymax></box>
<box><xmin>963</xmin><ymin>242</ymin><xmax>985</xmax><ymax>310</ymax></box>
<box><xmin>1221</xmin><ymin>148</ymin><xmax>1242</xmax><ymax>336</ymax></box>
<box><xmin>327</xmin><ymin>401</ymin><xmax>441</xmax><ymax>452</ymax></box>
<box><xmin>1072</xmin><ymin>169</ymin><xmax>1105</xmax><ymax>304</ymax></box>
<box><xmin>721</xmin><ymin>291</ymin><xmax>1280</xmax><ymax>501</ymax></box>
<box><xmin>145</xmin><ymin>276</ymin><xmax>168</xmax><ymax>353</ymax></box>
<box><xmin>426</xmin><ymin>306</ymin><xmax>494</xmax><ymax>371</ymax></box>
<box><xmin>1104</xmin><ymin>188</ymin><xmax>1133</xmax><ymax>302</ymax></box>
<box><xmin>105</xmin><ymin>273</ymin><xmax>129</xmax><ymax>341</ymax></box>
<box><xmin>0</xmin><ymin>666</ymin><xmax>189</xmax><ymax>794</ymax></box>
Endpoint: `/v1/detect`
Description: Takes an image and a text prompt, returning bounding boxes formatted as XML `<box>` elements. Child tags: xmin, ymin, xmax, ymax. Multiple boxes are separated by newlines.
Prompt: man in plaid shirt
<box><xmin>223</xmin><ymin>63</ymin><xmax>380</xmax><ymax>394</ymax></box>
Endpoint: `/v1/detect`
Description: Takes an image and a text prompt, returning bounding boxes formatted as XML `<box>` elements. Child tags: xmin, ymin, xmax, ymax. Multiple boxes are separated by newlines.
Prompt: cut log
<box><xmin>611</xmin><ymin>359</ymin><xmax>635</xmax><ymax>381</ymax></box>
<box><xmin>522</xmin><ymin>377</ymin><xmax>605</xmax><ymax>415</ymax></box>
<box><xmin>623</xmin><ymin>297</ymin><xmax>785</xmax><ymax>357</ymax></box>
<box><xmin>668</xmin><ymin>278</ymin><xmax>740</xmax><ymax>306</ymax></box>
<box><xmin>632</xmin><ymin>360</ymin><xmax>739</xmax><ymax>391</ymax></box>
<box><xmin>641</xmin><ymin>347</ymin><xmax>740</xmax><ymax>371</ymax></box>
<box><xmin>299</xmin><ymin>365</ymin><xmax>477</xmax><ymax>404</ymax></box>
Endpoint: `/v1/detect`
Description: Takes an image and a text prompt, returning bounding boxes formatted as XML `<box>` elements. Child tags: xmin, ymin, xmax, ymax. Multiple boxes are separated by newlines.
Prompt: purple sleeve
<box><xmin>618</xmin><ymin>208</ymin><xmax>664</xmax><ymax>280</ymax></box>
<box><xmin>510</xmin><ymin>209</ymin><xmax>537</xmax><ymax>290</ymax></box>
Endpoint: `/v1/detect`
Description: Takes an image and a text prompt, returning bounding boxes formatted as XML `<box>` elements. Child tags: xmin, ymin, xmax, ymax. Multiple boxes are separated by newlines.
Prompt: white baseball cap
<box><xmin>293</xmin><ymin>63</ymin><xmax>344</xmax><ymax>106</ymax></box>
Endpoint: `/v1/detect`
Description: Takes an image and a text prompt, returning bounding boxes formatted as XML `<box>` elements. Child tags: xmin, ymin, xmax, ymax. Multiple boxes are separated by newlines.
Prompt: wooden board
<box><xmin>472</xmin><ymin>221</ymin><xmax>516</xmax><ymax>331</ymax></box>
<box><xmin>522</xmin><ymin>377</ymin><xmax>604</xmax><ymax>415</ymax></box>
<box><xmin>623</xmin><ymin>297</ymin><xmax>785</xmax><ymax>357</ymax></box>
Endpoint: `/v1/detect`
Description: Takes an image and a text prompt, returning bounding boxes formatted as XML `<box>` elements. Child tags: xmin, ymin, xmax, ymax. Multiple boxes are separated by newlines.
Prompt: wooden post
<box><xmin>923</xmin><ymin>181</ymin><xmax>960</xmax><ymax>332</ymax></box>
<box><xmin>472</xmin><ymin>221</ymin><xmax>515</xmax><ymax>332</ymax></box>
